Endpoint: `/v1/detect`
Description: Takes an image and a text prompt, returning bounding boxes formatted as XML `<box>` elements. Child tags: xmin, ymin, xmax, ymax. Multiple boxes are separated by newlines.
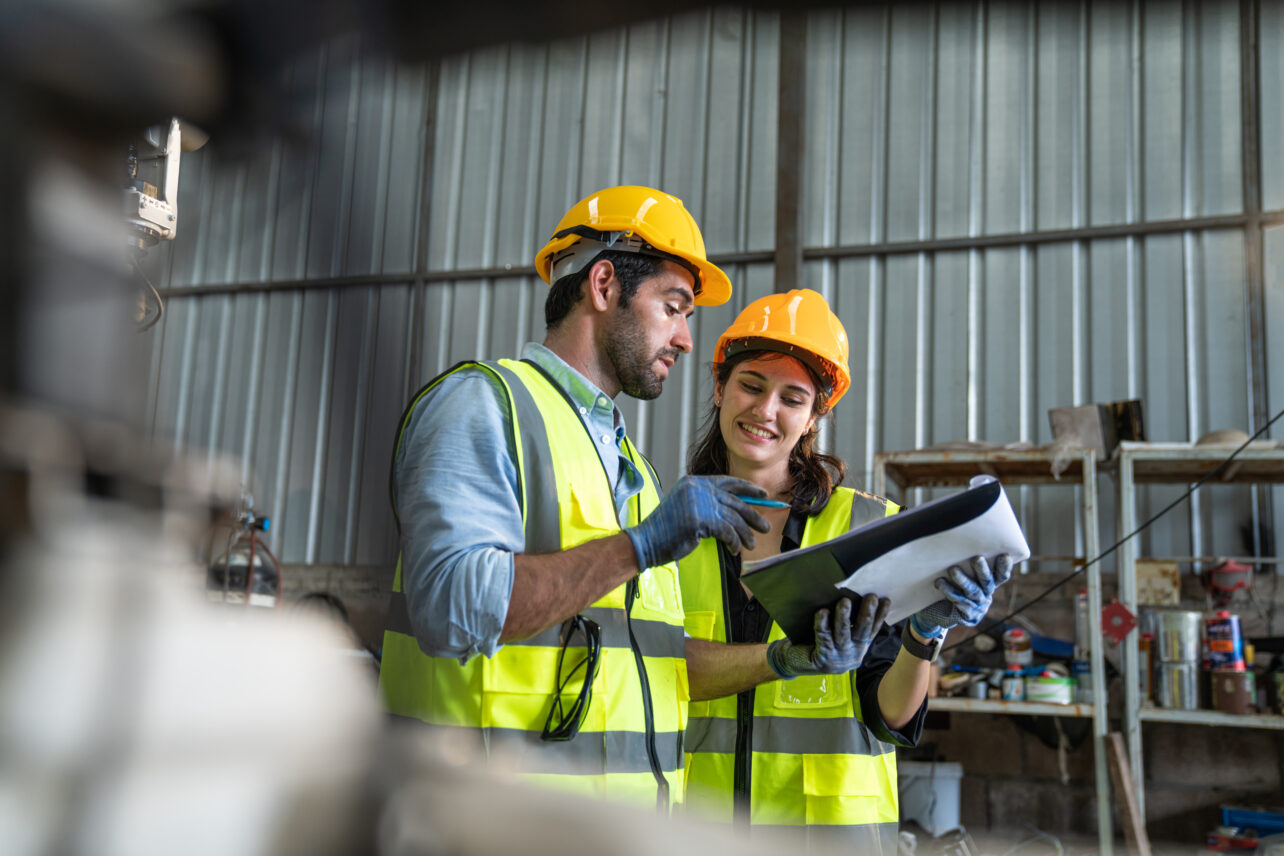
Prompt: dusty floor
<box><xmin>905</xmin><ymin>823</ymin><xmax>1214</xmax><ymax>856</ymax></box>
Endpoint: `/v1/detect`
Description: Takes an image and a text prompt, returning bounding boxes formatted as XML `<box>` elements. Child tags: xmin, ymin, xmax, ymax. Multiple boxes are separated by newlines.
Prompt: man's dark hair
<box><xmin>544</xmin><ymin>251</ymin><xmax>666</xmax><ymax>329</ymax></box>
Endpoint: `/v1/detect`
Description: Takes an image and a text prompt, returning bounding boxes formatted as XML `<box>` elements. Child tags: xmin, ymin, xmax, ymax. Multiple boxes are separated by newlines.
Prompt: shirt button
<box><xmin>600</xmin><ymin>434</ymin><xmax>611</xmax><ymax>444</ymax></box>
<box><xmin>578</xmin><ymin>406</ymin><xmax>587</xmax><ymax>415</ymax></box>
<box><xmin>747</xmin><ymin>603</ymin><xmax>757</xmax><ymax>612</ymax></box>
<box><xmin>598</xmin><ymin>396</ymin><xmax>610</xmax><ymax>408</ymax></box>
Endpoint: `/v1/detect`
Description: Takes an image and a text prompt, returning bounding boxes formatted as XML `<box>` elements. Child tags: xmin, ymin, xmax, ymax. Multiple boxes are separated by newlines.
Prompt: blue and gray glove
<box><xmin>767</xmin><ymin>594</ymin><xmax>891</xmax><ymax>678</ymax></box>
<box><xmin>909</xmin><ymin>554</ymin><xmax>1014</xmax><ymax>640</ymax></box>
<box><xmin>624</xmin><ymin>475</ymin><xmax>772</xmax><ymax>570</ymax></box>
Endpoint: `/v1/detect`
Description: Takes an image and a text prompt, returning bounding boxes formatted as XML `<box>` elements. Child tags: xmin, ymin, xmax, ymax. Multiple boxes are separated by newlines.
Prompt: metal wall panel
<box><xmin>148</xmin><ymin>1</ymin><xmax>1278</xmax><ymax>570</ymax></box>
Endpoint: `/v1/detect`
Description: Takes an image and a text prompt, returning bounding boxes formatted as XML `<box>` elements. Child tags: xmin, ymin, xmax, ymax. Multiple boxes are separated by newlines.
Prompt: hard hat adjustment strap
<box><xmin>547</xmin><ymin>226</ymin><xmax>703</xmax><ymax>297</ymax></box>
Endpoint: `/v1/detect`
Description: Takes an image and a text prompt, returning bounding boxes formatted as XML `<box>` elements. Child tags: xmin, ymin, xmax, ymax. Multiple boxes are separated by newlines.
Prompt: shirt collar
<box><xmin>521</xmin><ymin>342</ymin><xmax>625</xmax><ymax>430</ymax></box>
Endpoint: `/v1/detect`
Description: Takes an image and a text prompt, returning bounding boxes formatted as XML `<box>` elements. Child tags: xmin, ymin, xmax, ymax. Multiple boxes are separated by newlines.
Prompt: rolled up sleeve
<box><xmin>855</xmin><ymin>620</ymin><xmax>928</xmax><ymax>747</ymax></box>
<box><xmin>395</xmin><ymin>370</ymin><xmax>524</xmax><ymax>662</ymax></box>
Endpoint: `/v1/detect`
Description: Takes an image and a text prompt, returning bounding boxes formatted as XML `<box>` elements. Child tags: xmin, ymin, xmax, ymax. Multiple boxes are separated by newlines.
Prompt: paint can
<box><xmin>1001</xmin><ymin>664</ymin><xmax>1025</xmax><ymax>701</ymax></box>
<box><xmin>1155</xmin><ymin>662</ymin><xmax>1200</xmax><ymax>709</ymax></box>
<box><xmin>1205</xmin><ymin>611</ymin><xmax>1246</xmax><ymax>671</ymax></box>
<box><xmin>1155</xmin><ymin>611</ymin><xmax>1202</xmax><ymax>662</ymax></box>
<box><xmin>1211</xmin><ymin>668</ymin><xmax>1256</xmax><ymax>716</ymax></box>
<box><xmin>1138</xmin><ymin>633</ymin><xmax>1154</xmax><ymax>702</ymax></box>
<box><xmin>1075</xmin><ymin>588</ymin><xmax>1091</xmax><ymax>660</ymax></box>
<box><xmin>967</xmin><ymin>676</ymin><xmax>990</xmax><ymax>699</ymax></box>
<box><xmin>1071</xmin><ymin>660</ymin><xmax>1093</xmax><ymax>704</ymax></box>
<box><xmin>1024</xmin><ymin>675</ymin><xmax>1074</xmax><ymax>705</ymax></box>
<box><xmin>1003</xmin><ymin>627</ymin><xmax>1032</xmax><ymax>667</ymax></box>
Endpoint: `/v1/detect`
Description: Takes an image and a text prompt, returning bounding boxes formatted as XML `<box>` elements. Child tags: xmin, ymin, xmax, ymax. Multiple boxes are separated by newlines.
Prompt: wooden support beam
<box><xmin>1107</xmin><ymin>731</ymin><xmax>1153</xmax><ymax>856</ymax></box>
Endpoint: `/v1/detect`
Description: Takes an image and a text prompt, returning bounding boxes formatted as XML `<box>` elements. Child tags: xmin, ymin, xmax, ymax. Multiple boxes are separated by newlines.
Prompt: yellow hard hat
<box><xmin>713</xmin><ymin>289</ymin><xmax>851</xmax><ymax>409</ymax></box>
<box><xmin>534</xmin><ymin>186</ymin><xmax>732</xmax><ymax>307</ymax></box>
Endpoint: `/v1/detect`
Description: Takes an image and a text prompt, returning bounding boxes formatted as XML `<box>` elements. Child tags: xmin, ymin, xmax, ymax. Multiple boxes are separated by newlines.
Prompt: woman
<box><xmin>679</xmin><ymin>289</ymin><xmax>1010</xmax><ymax>851</ymax></box>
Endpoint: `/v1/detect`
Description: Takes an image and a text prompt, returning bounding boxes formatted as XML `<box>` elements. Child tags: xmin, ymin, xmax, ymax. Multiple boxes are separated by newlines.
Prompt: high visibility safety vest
<box><xmin>378</xmin><ymin>359</ymin><xmax>689</xmax><ymax>808</ymax></box>
<box><xmin>680</xmin><ymin>487</ymin><xmax>902</xmax><ymax>851</ymax></box>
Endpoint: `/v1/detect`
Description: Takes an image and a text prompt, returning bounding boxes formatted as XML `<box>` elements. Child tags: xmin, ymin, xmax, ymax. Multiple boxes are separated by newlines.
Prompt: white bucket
<box><xmin>898</xmin><ymin>760</ymin><xmax>963</xmax><ymax>837</ymax></box>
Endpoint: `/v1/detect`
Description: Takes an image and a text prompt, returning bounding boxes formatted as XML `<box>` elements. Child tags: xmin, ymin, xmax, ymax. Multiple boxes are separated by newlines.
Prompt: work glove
<box><xmin>624</xmin><ymin>475</ymin><xmax>772</xmax><ymax>570</ymax></box>
<box><xmin>910</xmin><ymin>554</ymin><xmax>1014</xmax><ymax>639</ymax></box>
<box><xmin>767</xmin><ymin>594</ymin><xmax>891</xmax><ymax>678</ymax></box>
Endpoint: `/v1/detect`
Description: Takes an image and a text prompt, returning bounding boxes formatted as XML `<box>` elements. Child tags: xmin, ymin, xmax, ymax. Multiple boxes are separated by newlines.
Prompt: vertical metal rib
<box><xmin>966</xmin><ymin>1</ymin><xmax>986</xmax><ymax>441</ymax></box>
<box><xmin>306</xmin><ymin>290</ymin><xmax>338</xmax><ymax>564</ymax></box>
<box><xmin>344</xmin><ymin>289</ymin><xmax>380</xmax><ymax>564</ymax></box>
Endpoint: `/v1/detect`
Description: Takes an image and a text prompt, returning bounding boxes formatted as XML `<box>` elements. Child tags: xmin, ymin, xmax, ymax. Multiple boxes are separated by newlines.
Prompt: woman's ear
<box><xmin>713</xmin><ymin>379</ymin><xmax>724</xmax><ymax>408</ymax></box>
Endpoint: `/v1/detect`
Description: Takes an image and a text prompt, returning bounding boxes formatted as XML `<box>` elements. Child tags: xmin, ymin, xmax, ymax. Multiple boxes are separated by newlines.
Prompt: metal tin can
<box><xmin>1138</xmin><ymin>633</ymin><xmax>1154</xmax><ymax>701</ymax></box>
<box><xmin>1205</xmin><ymin>611</ymin><xmax>1246</xmax><ymax>671</ymax></box>
<box><xmin>1071</xmin><ymin>660</ymin><xmax>1093</xmax><ymax>704</ymax></box>
<box><xmin>1156</xmin><ymin>662</ymin><xmax>1200</xmax><ymax>709</ymax></box>
<box><xmin>1003</xmin><ymin>627</ymin><xmax>1033</xmax><ymax>666</ymax></box>
<box><xmin>1156</xmin><ymin>611</ymin><xmax>1202</xmax><ymax>662</ymax></box>
<box><xmin>1075</xmin><ymin>588</ymin><xmax>1091</xmax><ymax>660</ymax></box>
<box><xmin>1211</xmin><ymin>668</ymin><xmax>1256</xmax><ymax>715</ymax></box>
<box><xmin>1001</xmin><ymin>665</ymin><xmax>1025</xmax><ymax>701</ymax></box>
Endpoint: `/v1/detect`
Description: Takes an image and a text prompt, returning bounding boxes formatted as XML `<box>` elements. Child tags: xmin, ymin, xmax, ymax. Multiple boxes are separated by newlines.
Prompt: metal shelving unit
<box><xmin>873</xmin><ymin>447</ymin><xmax>1113</xmax><ymax>856</ymax></box>
<box><xmin>1114</xmin><ymin>441</ymin><xmax>1284</xmax><ymax>822</ymax></box>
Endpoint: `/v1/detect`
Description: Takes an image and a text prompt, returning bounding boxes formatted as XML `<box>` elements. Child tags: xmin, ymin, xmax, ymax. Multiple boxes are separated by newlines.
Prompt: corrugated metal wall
<box><xmin>147</xmin><ymin>1</ymin><xmax>1282</xmax><ymax>571</ymax></box>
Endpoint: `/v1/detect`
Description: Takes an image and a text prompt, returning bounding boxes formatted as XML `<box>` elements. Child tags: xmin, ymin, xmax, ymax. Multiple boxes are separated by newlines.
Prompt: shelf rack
<box><xmin>1114</xmin><ymin>441</ymin><xmax>1284</xmax><ymax>823</ymax></box>
<box><xmin>872</xmin><ymin>447</ymin><xmax>1113</xmax><ymax>856</ymax></box>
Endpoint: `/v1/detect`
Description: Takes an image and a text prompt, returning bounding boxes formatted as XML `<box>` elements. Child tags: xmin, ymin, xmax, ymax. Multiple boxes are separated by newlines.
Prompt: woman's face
<box><xmin>717</xmin><ymin>354</ymin><xmax>818</xmax><ymax>472</ymax></box>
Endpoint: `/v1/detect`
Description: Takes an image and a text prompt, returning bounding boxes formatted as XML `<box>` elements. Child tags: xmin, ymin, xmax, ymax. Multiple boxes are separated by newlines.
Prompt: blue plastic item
<box><xmin>1221</xmin><ymin>807</ymin><xmax>1284</xmax><ymax>838</ymax></box>
<box><xmin>998</xmin><ymin>623</ymin><xmax>1074</xmax><ymax>659</ymax></box>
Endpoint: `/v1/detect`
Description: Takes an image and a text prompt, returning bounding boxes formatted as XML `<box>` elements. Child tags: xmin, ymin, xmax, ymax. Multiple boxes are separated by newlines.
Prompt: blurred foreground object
<box><xmin>0</xmin><ymin>403</ymin><xmax>380</xmax><ymax>856</ymax></box>
<box><xmin>207</xmin><ymin>492</ymin><xmax>282</xmax><ymax>609</ymax></box>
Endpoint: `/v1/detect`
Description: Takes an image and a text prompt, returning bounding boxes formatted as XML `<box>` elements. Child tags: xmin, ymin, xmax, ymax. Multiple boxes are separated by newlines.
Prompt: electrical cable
<box><xmin>944</xmin><ymin>405</ymin><xmax>1284</xmax><ymax>652</ymax></box>
<box><xmin>133</xmin><ymin>251</ymin><xmax>164</xmax><ymax>332</ymax></box>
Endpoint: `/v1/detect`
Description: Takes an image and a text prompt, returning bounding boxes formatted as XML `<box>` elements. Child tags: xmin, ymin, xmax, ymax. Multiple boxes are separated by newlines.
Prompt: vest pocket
<box><xmin>637</xmin><ymin>561</ymin><xmax>684</xmax><ymax>619</ymax></box>
<box><xmin>480</xmin><ymin>642</ymin><xmax>609</xmax><ymax>731</ymax></box>
<box><xmin>802</xmin><ymin>753</ymin><xmax>887</xmax><ymax>827</ymax></box>
<box><xmin>773</xmin><ymin>673</ymin><xmax>852</xmax><ymax>710</ymax></box>
<box><xmin>683</xmin><ymin>610</ymin><xmax>717</xmax><ymax>641</ymax></box>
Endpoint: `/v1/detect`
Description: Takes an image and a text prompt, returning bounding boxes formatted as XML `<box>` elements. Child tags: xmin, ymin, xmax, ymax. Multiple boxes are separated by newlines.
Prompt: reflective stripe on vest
<box><xmin>679</xmin><ymin>487</ymin><xmax>901</xmax><ymax>842</ymax></box>
<box><xmin>377</xmin><ymin>359</ymin><xmax>689</xmax><ymax>807</ymax></box>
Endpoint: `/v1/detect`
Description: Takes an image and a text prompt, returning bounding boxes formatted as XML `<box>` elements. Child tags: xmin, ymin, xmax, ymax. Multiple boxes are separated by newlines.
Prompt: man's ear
<box><xmin>584</xmin><ymin>259</ymin><xmax>617</xmax><ymax>312</ymax></box>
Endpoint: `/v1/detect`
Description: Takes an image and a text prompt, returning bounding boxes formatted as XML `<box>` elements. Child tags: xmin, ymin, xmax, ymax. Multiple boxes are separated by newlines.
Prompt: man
<box><xmin>378</xmin><ymin>186</ymin><xmax>773</xmax><ymax>809</ymax></box>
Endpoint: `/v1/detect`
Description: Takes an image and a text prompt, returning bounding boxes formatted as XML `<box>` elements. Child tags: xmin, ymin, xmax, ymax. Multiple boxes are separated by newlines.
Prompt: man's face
<box><xmin>603</xmin><ymin>261</ymin><xmax>695</xmax><ymax>400</ymax></box>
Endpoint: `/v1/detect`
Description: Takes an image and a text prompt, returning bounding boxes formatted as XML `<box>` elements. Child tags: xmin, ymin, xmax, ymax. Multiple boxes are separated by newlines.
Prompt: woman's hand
<box><xmin>766</xmin><ymin>594</ymin><xmax>890</xmax><ymax>678</ymax></box>
<box><xmin>909</xmin><ymin>554</ymin><xmax>1014</xmax><ymax>639</ymax></box>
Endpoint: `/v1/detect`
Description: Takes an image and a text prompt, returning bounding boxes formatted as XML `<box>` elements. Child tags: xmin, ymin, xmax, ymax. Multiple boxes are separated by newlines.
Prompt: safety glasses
<box><xmin>540</xmin><ymin>614</ymin><xmax>602</xmax><ymax>742</ymax></box>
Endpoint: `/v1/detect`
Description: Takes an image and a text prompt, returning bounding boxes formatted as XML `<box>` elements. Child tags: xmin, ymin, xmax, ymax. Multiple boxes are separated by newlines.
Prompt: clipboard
<box><xmin>740</xmin><ymin>476</ymin><xmax>1030</xmax><ymax>644</ymax></box>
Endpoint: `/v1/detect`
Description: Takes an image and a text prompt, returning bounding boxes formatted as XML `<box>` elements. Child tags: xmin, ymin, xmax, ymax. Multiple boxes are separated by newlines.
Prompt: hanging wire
<box><xmin>945</xmin><ymin>405</ymin><xmax>1284</xmax><ymax>652</ymax></box>
<box><xmin>133</xmin><ymin>250</ymin><xmax>164</xmax><ymax>332</ymax></box>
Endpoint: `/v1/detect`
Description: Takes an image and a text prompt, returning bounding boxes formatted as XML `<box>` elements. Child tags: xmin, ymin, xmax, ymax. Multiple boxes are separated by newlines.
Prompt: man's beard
<box><xmin>604</xmin><ymin>309</ymin><xmax>676</xmax><ymax>400</ymax></box>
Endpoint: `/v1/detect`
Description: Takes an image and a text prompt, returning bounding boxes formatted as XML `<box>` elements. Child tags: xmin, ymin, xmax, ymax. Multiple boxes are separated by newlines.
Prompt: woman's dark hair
<box><xmin>686</xmin><ymin>349</ymin><xmax>847</xmax><ymax>515</ymax></box>
<box><xmin>545</xmin><ymin>251</ymin><xmax>665</xmax><ymax>329</ymax></box>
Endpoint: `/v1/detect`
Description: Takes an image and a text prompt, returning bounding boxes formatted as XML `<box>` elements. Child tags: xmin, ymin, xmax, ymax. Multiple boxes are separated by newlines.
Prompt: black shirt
<box><xmin>719</xmin><ymin>505</ymin><xmax>927</xmax><ymax>747</ymax></box>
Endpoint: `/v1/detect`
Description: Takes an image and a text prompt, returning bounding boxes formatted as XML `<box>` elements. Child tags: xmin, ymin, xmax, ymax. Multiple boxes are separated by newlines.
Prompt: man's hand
<box><xmin>624</xmin><ymin>475</ymin><xmax>771</xmax><ymax>570</ymax></box>
<box><xmin>910</xmin><ymin>554</ymin><xmax>1014</xmax><ymax>640</ymax></box>
<box><xmin>767</xmin><ymin>594</ymin><xmax>890</xmax><ymax>678</ymax></box>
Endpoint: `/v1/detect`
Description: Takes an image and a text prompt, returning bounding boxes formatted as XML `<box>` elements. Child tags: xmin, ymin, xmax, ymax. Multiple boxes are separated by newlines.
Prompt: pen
<box><xmin>740</xmin><ymin>496</ymin><xmax>790</xmax><ymax>508</ymax></box>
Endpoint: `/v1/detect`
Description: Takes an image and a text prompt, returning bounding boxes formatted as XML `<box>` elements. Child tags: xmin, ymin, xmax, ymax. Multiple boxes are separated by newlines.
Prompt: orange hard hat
<box><xmin>713</xmin><ymin>289</ymin><xmax>851</xmax><ymax>409</ymax></box>
<box><xmin>533</xmin><ymin>185</ymin><xmax>731</xmax><ymax>306</ymax></box>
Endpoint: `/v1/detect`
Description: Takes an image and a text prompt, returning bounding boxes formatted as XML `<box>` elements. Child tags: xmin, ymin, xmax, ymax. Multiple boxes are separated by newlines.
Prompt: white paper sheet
<box><xmin>837</xmin><ymin>475</ymin><xmax>1031</xmax><ymax>625</ymax></box>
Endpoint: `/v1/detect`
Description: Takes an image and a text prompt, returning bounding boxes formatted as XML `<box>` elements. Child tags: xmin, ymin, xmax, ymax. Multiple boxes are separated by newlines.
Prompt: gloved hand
<box><xmin>624</xmin><ymin>475</ymin><xmax>771</xmax><ymax>570</ymax></box>
<box><xmin>910</xmin><ymin>554</ymin><xmax>1014</xmax><ymax>639</ymax></box>
<box><xmin>767</xmin><ymin>594</ymin><xmax>890</xmax><ymax>678</ymax></box>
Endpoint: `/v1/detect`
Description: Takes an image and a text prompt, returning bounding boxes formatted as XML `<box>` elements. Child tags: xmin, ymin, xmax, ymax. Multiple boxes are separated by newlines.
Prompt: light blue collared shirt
<box><xmin>394</xmin><ymin>343</ymin><xmax>645</xmax><ymax>662</ymax></box>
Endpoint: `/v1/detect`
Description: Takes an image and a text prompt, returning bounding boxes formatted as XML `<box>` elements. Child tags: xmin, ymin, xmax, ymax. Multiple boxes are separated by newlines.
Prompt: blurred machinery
<box><xmin>125</xmin><ymin>118</ymin><xmax>208</xmax><ymax>329</ymax></box>
<box><xmin>207</xmin><ymin>493</ymin><xmax>282</xmax><ymax>609</ymax></box>
<box><xmin>0</xmin><ymin>1</ymin><xmax>835</xmax><ymax>854</ymax></box>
